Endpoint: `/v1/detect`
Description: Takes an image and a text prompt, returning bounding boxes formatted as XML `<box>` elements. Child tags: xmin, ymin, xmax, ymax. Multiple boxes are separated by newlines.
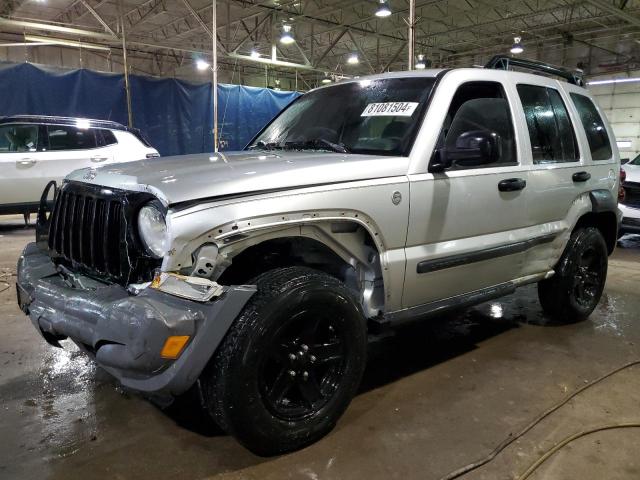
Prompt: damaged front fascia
<box><xmin>19</xmin><ymin>244</ymin><xmax>257</xmax><ymax>396</ymax></box>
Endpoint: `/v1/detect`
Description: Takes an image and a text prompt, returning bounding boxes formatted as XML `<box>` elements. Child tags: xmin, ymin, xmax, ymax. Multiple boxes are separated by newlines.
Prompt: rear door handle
<box><xmin>16</xmin><ymin>158</ymin><xmax>36</xmax><ymax>167</ymax></box>
<box><xmin>90</xmin><ymin>156</ymin><xmax>108</xmax><ymax>163</ymax></box>
<box><xmin>572</xmin><ymin>171</ymin><xmax>591</xmax><ymax>183</ymax></box>
<box><xmin>498</xmin><ymin>178</ymin><xmax>527</xmax><ymax>192</ymax></box>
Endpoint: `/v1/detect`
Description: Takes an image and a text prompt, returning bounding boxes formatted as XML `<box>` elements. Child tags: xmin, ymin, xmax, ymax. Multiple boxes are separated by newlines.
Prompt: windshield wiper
<box><xmin>248</xmin><ymin>141</ymin><xmax>283</xmax><ymax>151</ymax></box>
<box><xmin>283</xmin><ymin>138</ymin><xmax>350</xmax><ymax>154</ymax></box>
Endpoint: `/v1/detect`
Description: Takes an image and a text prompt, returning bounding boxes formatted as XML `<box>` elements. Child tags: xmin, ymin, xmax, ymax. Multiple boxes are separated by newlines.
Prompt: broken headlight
<box><xmin>138</xmin><ymin>203</ymin><xmax>168</xmax><ymax>258</ymax></box>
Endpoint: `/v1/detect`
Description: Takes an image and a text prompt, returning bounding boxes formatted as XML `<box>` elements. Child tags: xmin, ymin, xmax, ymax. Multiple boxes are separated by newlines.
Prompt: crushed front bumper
<box><xmin>17</xmin><ymin>242</ymin><xmax>256</xmax><ymax>397</ymax></box>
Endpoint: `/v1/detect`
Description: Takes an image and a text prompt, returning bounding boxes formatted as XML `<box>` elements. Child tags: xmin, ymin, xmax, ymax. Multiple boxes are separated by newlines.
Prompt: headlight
<box><xmin>138</xmin><ymin>204</ymin><xmax>168</xmax><ymax>258</ymax></box>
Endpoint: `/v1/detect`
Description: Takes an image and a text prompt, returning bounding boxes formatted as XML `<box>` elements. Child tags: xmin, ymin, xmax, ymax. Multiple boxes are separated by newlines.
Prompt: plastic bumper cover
<box><xmin>16</xmin><ymin>242</ymin><xmax>256</xmax><ymax>397</ymax></box>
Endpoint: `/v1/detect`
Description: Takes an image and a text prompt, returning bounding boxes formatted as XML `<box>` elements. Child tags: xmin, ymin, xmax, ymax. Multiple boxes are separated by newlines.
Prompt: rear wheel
<box><xmin>538</xmin><ymin>227</ymin><xmax>608</xmax><ymax>323</ymax></box>
<box><xmin>200</xmin><ymin>267</ymin><xmax>367</xmax><ymax>455</ymax></box>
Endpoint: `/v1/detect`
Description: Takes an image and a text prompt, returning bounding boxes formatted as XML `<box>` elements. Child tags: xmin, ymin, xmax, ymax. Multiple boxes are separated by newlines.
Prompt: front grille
<box><xmin>621</xmin><ymin>182</ymin><xmax>640</xmax><ymax>210</ymax></box>
<box><xmin>47</xmin><ymin>181</ymin><xmax>160</xmax><ymax>285</ymax></box>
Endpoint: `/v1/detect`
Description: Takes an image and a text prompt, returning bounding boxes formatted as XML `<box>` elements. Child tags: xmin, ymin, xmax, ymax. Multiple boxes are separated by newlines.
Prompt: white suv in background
<box><xmin>619</xmin><ymin>155</ymin><xmax>640</xmax><ymax>236</ymax></box>
<box><xmin>0</xmin><ymin>115</ymin><xmax>159</xmax><ymax>220</ymax></box>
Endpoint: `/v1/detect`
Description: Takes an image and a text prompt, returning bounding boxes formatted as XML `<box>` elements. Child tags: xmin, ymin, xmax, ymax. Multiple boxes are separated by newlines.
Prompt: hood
<box><xmin>66</xmin><ymin>150</ymin><xmax>408</xmax><ymax>205</ymax></box>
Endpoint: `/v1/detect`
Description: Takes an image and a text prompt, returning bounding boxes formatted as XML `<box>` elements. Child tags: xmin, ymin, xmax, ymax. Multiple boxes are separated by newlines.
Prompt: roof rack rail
<box><xmin>484</xmin><ymin>55</ymin><xmax>584</xmax><ymax>87</ymax></box>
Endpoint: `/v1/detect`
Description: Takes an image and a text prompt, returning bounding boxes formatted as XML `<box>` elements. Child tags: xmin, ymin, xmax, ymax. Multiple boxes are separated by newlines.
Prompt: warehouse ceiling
<box><xmin>0</xmin><ymin>0</ymin><xmax>639</xmax><ymax>88</ymax></box>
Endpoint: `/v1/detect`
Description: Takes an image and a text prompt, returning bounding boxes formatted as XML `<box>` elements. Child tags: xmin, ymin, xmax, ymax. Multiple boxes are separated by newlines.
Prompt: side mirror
<box><xmin>429</xmin><ymin>130</ymin><xmax>500</xmax><ymax>173</ymax></box>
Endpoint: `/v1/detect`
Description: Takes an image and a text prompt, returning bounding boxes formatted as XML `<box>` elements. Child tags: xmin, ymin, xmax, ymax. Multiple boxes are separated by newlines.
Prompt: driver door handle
<box><xmin>90</xmin><ymin>156</ymin><xmax>108</xmax><ymax>163</ymax></box>
<box><xmin>498</xmin><ymin>178</ymin><xmax>527</xmax><ymax>192</ymax></box>
<box><xmin>17</xmin><ymin>158</ymin><xmax>36</xmax><ymax>167</ymax></box>
<box><xmin>572</xmin><ymin>171</ymin><xmax>591</xmax><ymax>183</ymax></box>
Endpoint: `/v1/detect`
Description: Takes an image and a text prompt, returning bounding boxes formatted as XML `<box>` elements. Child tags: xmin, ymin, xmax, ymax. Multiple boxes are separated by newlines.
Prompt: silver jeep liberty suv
<box><xmin>17</xmin><ymin>56</ymin><xmax>621</xmax><ymax>455</ymax></box>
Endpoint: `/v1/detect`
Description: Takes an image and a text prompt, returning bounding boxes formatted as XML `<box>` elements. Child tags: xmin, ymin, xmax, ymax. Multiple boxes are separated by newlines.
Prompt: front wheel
<box><xmin>200</xmin><ymin>267</ymin><xmax>367</xmax><ymax>455</ymax></box>
<box><xmin>537</xmin><ymin>227</ymin><xmax>608</xmax><ymax>323</ymax></box>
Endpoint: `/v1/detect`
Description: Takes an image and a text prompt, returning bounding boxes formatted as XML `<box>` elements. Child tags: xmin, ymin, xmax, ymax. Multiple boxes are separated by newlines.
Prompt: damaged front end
<box><xmin>17</xmin><ymin>181</ymin><xmax>256</xmax><ymax>399</ymax></box>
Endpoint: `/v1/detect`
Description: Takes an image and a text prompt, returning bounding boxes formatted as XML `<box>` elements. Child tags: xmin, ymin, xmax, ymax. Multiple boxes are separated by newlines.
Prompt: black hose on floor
<box><xmin>439</xmin><ymin>360</ymin><xmax>640</xmax><ymax>480</ymax></box>
<box><xmin>517</xmin><ymin>423</ymin><xmax>640</xmax><ymax>479</ymax></box>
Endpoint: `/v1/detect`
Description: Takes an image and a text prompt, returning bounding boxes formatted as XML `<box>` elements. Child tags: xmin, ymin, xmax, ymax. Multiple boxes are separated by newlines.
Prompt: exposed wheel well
<box><xmin>574</xmin><ymin>211</ymin><xmax>618</xmax><ymax>254</ymax></box>
<box><xmin>214</xmin><ymin>226</ymin><xmax>385</xmax><ymax>318</ymax></box>
<box><xmin>217</xmin><ymin>236</ymin><xmax>353</xmax><ymax>285</ymax></box>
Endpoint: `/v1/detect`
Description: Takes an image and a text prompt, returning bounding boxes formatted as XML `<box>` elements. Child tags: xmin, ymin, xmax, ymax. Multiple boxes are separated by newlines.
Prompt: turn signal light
<box><xmin>160</xmin><ymin>335</ymin><xmax>190</xmax><ymax>359</ymax></box>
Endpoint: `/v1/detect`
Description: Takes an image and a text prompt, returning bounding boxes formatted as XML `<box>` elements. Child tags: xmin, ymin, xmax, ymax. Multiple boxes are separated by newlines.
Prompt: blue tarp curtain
<box><xmin>0</xmin><ymin>62</ymin><xmax>300</xmax><ymax>156</ymax></box>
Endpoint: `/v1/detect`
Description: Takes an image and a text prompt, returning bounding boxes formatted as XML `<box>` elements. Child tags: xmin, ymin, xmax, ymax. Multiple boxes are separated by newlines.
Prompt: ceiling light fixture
<box><xmin>375</xmin><ymin>0</ymin><xmax>392</xmax><ymax>17</ymax></box>
<box><xmin>280</xmin><ymin>25</ymin><xmax>295</xmax><ymax>44</ymax></box>
<box><xmin>196</xmin><ymin>59</ymin><xmax>210</xmax><ymax>70</ymax></box>
<box><xmin>415</xmin><ymin>54</ymin><xmax>426</xmax><ymax>69</ymax></box>
<box><xmin>347</xmin><ymin>53</ymin><xmax>359</xmax><ymax>65</ymax></box>
<box><xmin>250</xmin><ymin>48</ymin><xmax>260</xmax><ymax>59</ymax></box>
<box><xmin>24</xmin><ymin>34</ymin><xmax>110</xmax><ymax>51</ymax></box>
<box><xmin>321</xmin><ymin>73</ymin><xmax>332</xmax><ymax>84</ymax></box>
<box><xmin>510</xmin><ymin>36</ymin><xmax>524</xmax><ymax>54</ymax></box>
<box><xmin>587</xmin><ymin>77</ymin><xmax>640</xmax><ymax>86</ymax></box>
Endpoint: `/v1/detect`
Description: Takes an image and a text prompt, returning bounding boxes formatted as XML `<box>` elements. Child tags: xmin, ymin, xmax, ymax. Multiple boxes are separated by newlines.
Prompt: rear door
<box><xmin>35</xmin><ymin>124</ymin><xmax>113</xmax><ymax>188</ymax></box>
<box><xmin>513</xmin><ymin>79</ymin><xmax>616</xmax><ymax>275</ymax></box>
<box><xmin>403</xmin><ymin>72</ymin><xmax>534</xmax><ymax>308</ymax></box>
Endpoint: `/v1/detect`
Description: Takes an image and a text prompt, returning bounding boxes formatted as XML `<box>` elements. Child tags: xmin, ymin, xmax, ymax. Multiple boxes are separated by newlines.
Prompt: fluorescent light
<box><xmin>347</xmin><ymin>53</ymin><xmax>359</xmax><ymax>64</ymax></box>
<box><xmin>617</xmin><ymin>140</ymin><xmax>633</xmax><ymax>149</ymax></box>
<box><xmin>587</xmin><ymin>77</ymin><xmax>640</xmax><ymax>86</ymax></box>
<box><xmin>280</xmin><ymin>25</ymin><xmax>295</xmax><ymax>44</ymax></box>
<box><xmin>375</xmin><ymin>0</ymin><xmax>392</xmax><ymax>17</ymax></box>
<box><xmin>196</xmin><ymin>59</ymin><xmax>210</xmax><ymax>70</ymax></box>
<box><xmin>415</xmin><ymin>54</ymin><xmax>426</xmax><ymax>69</ymax></box>
<box><xmin>510</xmin><ymin>36</ymin><xmax>523</xmax><ymax>54</ymax></box>
<box><xmin>24</xmin><ymin>34</ymin><xmax>110</xmax><ymax>51</ymax></box>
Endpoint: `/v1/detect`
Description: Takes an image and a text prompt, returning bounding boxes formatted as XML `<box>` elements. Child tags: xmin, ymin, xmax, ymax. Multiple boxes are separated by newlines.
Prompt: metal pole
<box><xmin>212</xmin><ymin>0</ymin><xmax>219</xmax><ymax>153</ymax></box>
<box><xmin>408</xmin><ymin>0</ymin><xmax>415</xmax><ymax>70</ymax></box>
<box><xmin>121</xmin><ymin>17</ymin><xmax>133</xmax><ymax>127</ymax></box>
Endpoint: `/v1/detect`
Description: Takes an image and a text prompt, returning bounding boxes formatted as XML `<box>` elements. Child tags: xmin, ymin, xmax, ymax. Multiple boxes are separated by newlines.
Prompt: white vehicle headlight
<box><xmin>138</xmin><ymin>204</ymin><xmax>168</xmax><ymax>258</ymax></box>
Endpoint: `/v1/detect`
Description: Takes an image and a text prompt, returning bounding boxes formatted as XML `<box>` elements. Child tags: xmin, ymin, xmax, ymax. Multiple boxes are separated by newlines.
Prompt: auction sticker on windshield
<box><xmin>361</xmin><ymin>102</ymin><xmax>419</xmax><ymax>117</ymax></box>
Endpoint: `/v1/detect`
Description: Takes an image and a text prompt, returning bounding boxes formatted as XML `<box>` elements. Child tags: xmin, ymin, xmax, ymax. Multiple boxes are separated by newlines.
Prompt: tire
<box><xmin>199</xmin><ymin>266</ymin><xmax>367</xmax><ymax>455</ymax></box>
<box><xmin>537</xmin><ymin>227</ymin><xmax>608</xmax><ymax>323</ymax></box>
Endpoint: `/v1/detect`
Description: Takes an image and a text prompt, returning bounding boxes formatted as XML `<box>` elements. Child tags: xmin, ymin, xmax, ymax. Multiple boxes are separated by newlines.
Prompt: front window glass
<box><xmin>249</xmin><ymin>77</ymin><xmax>437</xmax><ymax>156</ymax></box>
<box><xmin>0</xmin><ymin>124</ymin><xmax>39</xmax><ymax>152</ymax></box>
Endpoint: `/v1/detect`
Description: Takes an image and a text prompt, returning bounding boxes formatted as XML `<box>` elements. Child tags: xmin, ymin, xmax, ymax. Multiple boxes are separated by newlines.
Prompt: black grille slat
<box><xmin>106</xmin><ymin>201</ymin><xmax>122</xmax><ymax>277</ymax></box>
<box><xmin>46</xmin><ymin>182</ymin><xmax>160</xmax><ymax>285</ymax></box>
<box><xmin>622</xmin><ymin>182</ymin><xmax>640</xmax><ymax>210</ymax></box>
<box><xmin>102</xmin><ymin>201</ymin><xmax>112</xmax><ymax>275</ymax></box>
<box><xmin>93</xmin><ymin>199</ymin><xmax>106</xmax><ymax>273</ymax></box>
<box><xmin>81</xmin><ymin>196</ymin><xmax>94</xmax><ymax>265</ymax></box>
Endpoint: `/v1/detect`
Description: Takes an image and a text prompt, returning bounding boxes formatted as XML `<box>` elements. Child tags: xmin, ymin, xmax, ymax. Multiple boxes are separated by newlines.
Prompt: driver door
<box><xmin>403</xmin><ymin>79</ymin><xmax>534</xmax><ymax>308</ymax></box>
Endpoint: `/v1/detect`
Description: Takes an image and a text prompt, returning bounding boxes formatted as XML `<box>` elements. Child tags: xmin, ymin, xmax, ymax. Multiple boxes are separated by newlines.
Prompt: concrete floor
<box><xmin>1</xmin><ymin>215</ymin><xmax>640</xmax><ymax>480</ymax></box>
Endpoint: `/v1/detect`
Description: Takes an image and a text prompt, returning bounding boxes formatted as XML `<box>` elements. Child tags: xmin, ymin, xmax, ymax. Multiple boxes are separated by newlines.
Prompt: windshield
<box><xmin>629</xmin><ymin>153</ymin><xmax>640</xmax><ymax>166</ymax></box>
<box><xmin>249</xmin><ymin>77</ymin><xmax>437</xmax><ymax>156</ymax></box>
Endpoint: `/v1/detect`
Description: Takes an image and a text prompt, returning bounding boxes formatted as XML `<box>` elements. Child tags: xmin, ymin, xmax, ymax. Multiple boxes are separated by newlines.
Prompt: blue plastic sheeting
<box><xmin>0</xmin><ymin>62</ymin><xmax>299</xmax><ymax>155</ymax></box>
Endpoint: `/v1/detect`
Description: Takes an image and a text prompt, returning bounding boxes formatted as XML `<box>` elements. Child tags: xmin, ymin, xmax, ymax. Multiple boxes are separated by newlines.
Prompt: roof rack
<box><xmin>484</xmin><ymin>55</ymin><xmax>584</xmax><ymax>87</ymax></box>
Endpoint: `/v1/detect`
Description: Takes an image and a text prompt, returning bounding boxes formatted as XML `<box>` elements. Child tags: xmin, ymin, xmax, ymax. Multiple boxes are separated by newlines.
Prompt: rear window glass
<box><xmin>46</xmin><ymin>125</ymin><xmax>97</xmax><ymax>151</ymax></box>
<box><xmin>517</xmin><ymin>85</ymin><xmax>578</xmax><ymax>164</ymax></box>
<box><xmin>570</xmin><ymin>93</ymin><xmax>612</xmax><ymax>161</ymax></box>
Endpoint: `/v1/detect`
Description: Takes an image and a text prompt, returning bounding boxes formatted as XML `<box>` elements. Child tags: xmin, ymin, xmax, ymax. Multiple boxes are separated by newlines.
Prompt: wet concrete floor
<box><xmin>1</xmin><ymin>215</ymin><xmax>640</xmax><ymax>479</ymax></box>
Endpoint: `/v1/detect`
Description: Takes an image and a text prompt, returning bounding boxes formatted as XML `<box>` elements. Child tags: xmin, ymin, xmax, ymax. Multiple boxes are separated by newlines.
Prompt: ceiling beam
<box><xmin>584</xmin><ymin>0</ymin><xmax>640</xmax><ymax>27</ymax></box>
